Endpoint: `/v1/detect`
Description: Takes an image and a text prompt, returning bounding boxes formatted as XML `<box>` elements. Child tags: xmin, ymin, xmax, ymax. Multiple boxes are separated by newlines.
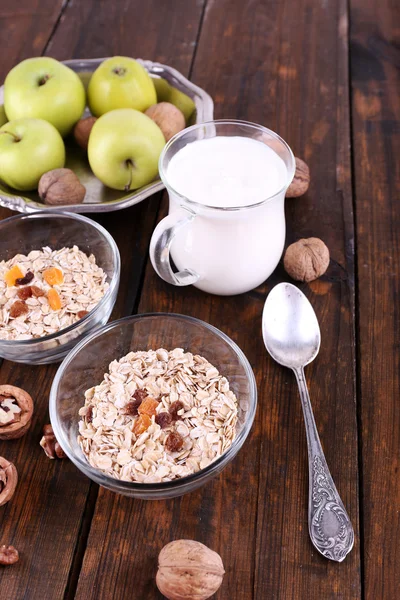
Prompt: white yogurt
<box><xmin>167</xmin><ymin>136</ymin><xmax>287</xmax><ymax>208</ymax></box>
<box><xmin>164</xmin><ymin>135</ymin><xmax>290</xmax><ymax>295</ymax></box>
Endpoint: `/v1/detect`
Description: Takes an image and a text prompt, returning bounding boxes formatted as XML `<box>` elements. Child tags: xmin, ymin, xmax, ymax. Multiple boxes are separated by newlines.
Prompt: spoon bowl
<box><xmin>262</xmin><ymin>282</ymin><xmax>320</xmax><ymax>369</ymax></box>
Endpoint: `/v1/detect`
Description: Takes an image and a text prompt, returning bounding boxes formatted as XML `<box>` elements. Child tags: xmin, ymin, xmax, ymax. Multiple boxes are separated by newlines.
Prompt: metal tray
<box><xmin>0</xmin><ymin>58</ymin><xmax>214</xmax><ymax>214</ymax></box>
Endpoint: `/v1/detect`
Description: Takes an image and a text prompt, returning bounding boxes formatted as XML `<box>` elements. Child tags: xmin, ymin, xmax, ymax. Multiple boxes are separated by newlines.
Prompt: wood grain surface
<box><xmin>0</xmin><ymin>0</ymin><xmax>397</xmax><ymax>598</ymax></box>
<box><xmin>351</xmin><ymin>0</ymin><xmax>400</xmax><ymax>598</ymax></box>
<box><xmin>75</xmin><ymin>0</ymin><xmax>360</xmax><ymax>599</ymax></box>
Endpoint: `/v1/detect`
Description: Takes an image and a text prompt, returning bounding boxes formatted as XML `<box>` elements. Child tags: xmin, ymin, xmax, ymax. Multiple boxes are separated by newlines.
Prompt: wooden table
<box><xmin>0</xmin><ymin>1</ymin><xmax>398</xmax><ymax>598</ymax></box>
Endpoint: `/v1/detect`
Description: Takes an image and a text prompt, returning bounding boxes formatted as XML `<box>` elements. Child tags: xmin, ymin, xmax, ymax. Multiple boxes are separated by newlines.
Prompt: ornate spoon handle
<box><xmin>293</xmin><ymin>367</ymin><xmax>354</xmax><ymax>562</ymax></box>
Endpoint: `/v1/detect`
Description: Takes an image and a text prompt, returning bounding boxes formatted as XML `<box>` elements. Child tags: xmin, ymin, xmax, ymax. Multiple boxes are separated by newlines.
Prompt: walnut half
<box><xmin>0</xmin><ymin>456</ymin><xmax>18</xmax><ymax>507</ymax></box>
<box><xmin>0</xmin><ymin>385</ymin><xmax>34</xmax><ymax>440</ymax></box>
<box><xmin>0</xmin><ymin>545</ymin><xmax>19</xmax><ymax>565</ymax></box>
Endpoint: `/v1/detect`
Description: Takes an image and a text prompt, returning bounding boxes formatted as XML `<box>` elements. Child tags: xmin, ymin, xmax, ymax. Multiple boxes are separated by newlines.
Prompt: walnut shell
<box><xmin>145</xmin><ymin>102</ymin><xmax>185</xmax><ymax>142</ymax></box>
<box><xmin>0</xmin><ymin>456</ymin><xmax>18</xmax><ymax>507</ymax></box>
<box><xmin>73</xmin><ymin>116</ymin><xmax>97</xmax><ymax>150</ymax></box>
<box><xmin>0</xmin><ymin>545</ymin><xmax>19</xmax><ymax>565</ymax></box>
<box><xmin>38</xmin><ymin>168</ymin><xmax>86</xmax><ymax>205</ymax></box>
<box><xmin>40</xmin><ymin>424</ymin><xmax>66</xmax><ymax>459</ymax></box>
<box><xmin>0</xmin><ymin>385</ymin><xmax>34</xmax><ymax>440</ymax></box>
<box><xmin>156</xmin><ymin>539</ymin><xmax>225</xmax><ymax>600</ymax></box>
<box><xmin>286</xmin><ymin>157</ymin><xmax>310</xmax><ymax>197</ymax></box>
<box><xmin>284</xmin><ymin>237</ymin><xmax>330</xmax><ymax>282</ymax></box>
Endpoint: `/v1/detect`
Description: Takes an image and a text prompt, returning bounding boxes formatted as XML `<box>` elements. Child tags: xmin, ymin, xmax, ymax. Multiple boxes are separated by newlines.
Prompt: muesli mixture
<box><xmin>78</xmin><ymin>348</ymin><xmax>239</xmax><ymax>483</ymax></box>
<box><xmin>0</xmin><ymin>246</ymin><xmax>108</xmax><ymax>340</ymax></box>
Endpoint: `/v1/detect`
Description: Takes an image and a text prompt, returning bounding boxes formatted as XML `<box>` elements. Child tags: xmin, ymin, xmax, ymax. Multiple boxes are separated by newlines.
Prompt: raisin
<box><xmin>133</xmin><ymin>389</ymin><xmax>147</xmax><ymax>403</ymax></box>
<box><xmin>31</xmin><ymin>285</ymin><xmax>45</xmax><ymax>297</ymax></box>
<box><xmin>15</xmin><ymin>271</ymin><xmax>34</xmax><ymax>285</ymax></box>
<box><xmin>133</xmin><ymin>414</ymin><xmax>151</xmax><ymax>436</ymax></box>
<box><xmin>125</xmin><ymin>399</ymin><xmax>142</xmax><ymax>416</ymax></box>
<box><xmin>77</xmin><ymin>310</ymin><xmax>88</xmax><ymax>319</ymax></box>
<box><xmin>155</xmin><ymin>412</ymin><xmax>172</xmax><ymax>429</ymax></box>
<box><xmin>86</xmin><ymin>405</ymin><xmax>93</xmax><ymax>424</ymax></box>
<box><xmin>138</xmin><ymin>397</ymin><xmax>159</xmax><ymax>417</ymax></box>
<box><xmin>169</xmin><ymin>400</ymin><xmax>184</xmax><ymax>422</ymax></box>
<box><xmin>165</xmin><ymin>431</ymin><xmax>184</xmax><ymax>452</ymax></box>
<box><xmin>17</xmin><ymin>286</ymin><xmax>32</xmax><ymax>300</ymax></box>
<box><xmin>9</xmin><ymin>300</ymin><xmax>29</xmax><ymax>318</ymax></box>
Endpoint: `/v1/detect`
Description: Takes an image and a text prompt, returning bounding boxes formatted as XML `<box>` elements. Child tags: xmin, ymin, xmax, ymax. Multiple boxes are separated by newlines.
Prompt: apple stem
<box><xmin>0</xmin><ymin>131</ymin><xmax>21</xmax><ymax>142</ymax></box>
<box><xmin>113</xmin><ymin>67</ymin><xmax>126</xmax><ymax>76</ymax></box>
<box><xmin>124</xmin><ymin>160</ymin><xmax>133</xmax><ymax>192</ymax></box>
<box><xmin>38</xmin><ymin>74</ymin><xmax>51</xmax><ymax>86</ymax></box>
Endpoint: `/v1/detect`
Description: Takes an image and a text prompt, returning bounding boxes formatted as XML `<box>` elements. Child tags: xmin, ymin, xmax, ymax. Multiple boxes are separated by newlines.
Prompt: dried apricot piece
<box><xmin>47</xmin><ymin>288</ymin><xmax>62</xmax><ymax>311</ymax></box>
<box><xmin>43</xmin><ymin>267</ymin><xmax>63</xmax><ymax>286</ymax></box>
<box><xmin>133</xmin><ymin>414</ymin><xmax>151</xmax><ymax>436</ymax></box>
<box><xmin>5</xmin><ymin>265</ymin><xmax>24</xmax><ymax>287</ymax></box>
<box><xmin>138</xmin><ymin>397</ymin><xmax>159</xmax><ymax>417</ymax></box>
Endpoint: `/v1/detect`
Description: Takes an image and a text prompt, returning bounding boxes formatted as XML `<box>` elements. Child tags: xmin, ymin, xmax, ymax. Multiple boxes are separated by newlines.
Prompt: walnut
<box><xmin>0</xmin><ymin>385</ymin><xmax>34</xmax><ymax>440</ymax></box>
<box><xmin>145</xmin><ymin>102</ymin><xmax>185</xmax><ymax>141</ymax></box>
<box><xmin>0</xmin><ymin>545</ymin><xmax>19</xmax><ymax>565</ymax></box>
<box><xmin>286</xmin><ymin>157</ymin><xmax>310</xmax><ymax>197</ymax></box>
<box><xmin>73</xmin><ymin>116</ymin><xmax>97</xmax><ymax>150</ymax></box>
<box><xmin>39</xmin><ymin>424</ymin><xmax>66</xmax><ymax>459</ymax></box>
<box><xmin>0</xmin><ymin>457</ymin><xmax>18</xmax><ymax>507</ymax></box>
<box><xmin>156</xmin><ymin>539</ymin><xmax>225</xmax><ymax>600</ymax></box>
<box><xmin>38</xmin><ymin>168</ymin><xmax>86</xmax><ymax>205</ymax></box>
<box><xmin>284</xmin><ymin>237</ymin><xmax>330</xmax><ymax>282</ymax></box>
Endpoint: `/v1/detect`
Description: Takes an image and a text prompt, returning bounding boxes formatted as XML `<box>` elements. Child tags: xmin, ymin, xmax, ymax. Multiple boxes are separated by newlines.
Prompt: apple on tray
<box><xmin>0</xmin><ymin>118</ymin><xmax>65</xmax><ymax>191</ymax></box>
<box><xmin>88</xmin><ymin>108</ymin><xmax>165</xmax><ymax>191</ymax></box>
<box><xmin>4</xmin><ymin>57</ymin><xmax>86</xmax><ymax>137</ymax></box>
<box><xmin>88</xmin><ymin>56</ymin><xmax>157</xmax><ymax>116</ymax></box>
<box><xmin>0</xmin><ymin>105</ymin><xmax>7</xmax><ymax>127</ymax></box>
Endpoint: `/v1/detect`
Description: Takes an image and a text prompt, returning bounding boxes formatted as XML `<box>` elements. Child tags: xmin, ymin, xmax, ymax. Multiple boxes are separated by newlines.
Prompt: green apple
<box><xmin>88</xmin><ymin>108</ymin><xmax>165</xmax><ymax>190</ymax></box>
<box><xmin>152</xmin><ymin>77</ymin><xmax>195</xmax><ymax>122</ymax></box>
<box><xmin>0</xmin><ymin>118</ymin><xmax>65</xmax><ymax>190</ymax></box>
<box><xmin>88</xmin><ymin>57</ymin><xmax>157</xmax><ymax>116</ymax></box>
<box><xmin>0</xmin><ymin>105</ymin><xmax>7</xmax><ymax>127</ymax></box>
<box><xmin>4</xmin><ymin>57</ymin><xmax>86</xmax><ymax>136</ymax></box>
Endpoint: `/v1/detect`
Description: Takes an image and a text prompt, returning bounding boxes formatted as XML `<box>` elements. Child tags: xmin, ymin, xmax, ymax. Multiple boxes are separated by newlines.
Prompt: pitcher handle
<box><xmin>149</xmin><ymin>208</ymin><xmax>200</xmax><ymax>286</ymax></box>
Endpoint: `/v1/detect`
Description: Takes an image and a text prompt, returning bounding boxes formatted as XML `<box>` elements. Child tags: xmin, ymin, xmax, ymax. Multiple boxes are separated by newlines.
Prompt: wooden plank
<box><xmin>0</xmin><ymin>0</ymin><xmax>66</xmax><ymax>222</ymax></box>
<box><xmin>0</xmin><ymin>0</ymin><xmax>64</xmax><ymax>75</ymax></box>
<box><xmin>76</xmin><ymin>0</ymin><xmax>361</xmax><ymax>599</ymax></box>
<box><xmin>350</xmin><ymin>0</ymin><xmax>400</xmax><ymax>598</ymax></box>
<box><xmin>0</xmin><ymin>1</ymin><xmax>206</xmax><ymax>598</ymax></box>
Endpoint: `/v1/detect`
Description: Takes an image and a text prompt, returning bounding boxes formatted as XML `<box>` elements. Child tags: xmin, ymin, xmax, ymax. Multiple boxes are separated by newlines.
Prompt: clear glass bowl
<box><xmin>50</xmin><ymin>313</ymin><xmax>257</xmax><ymax>499</ymax></box>
<box><xmin>0</xmin><ymin>211</ymin><xmax>120</xmax><ymax>364</ymax></box>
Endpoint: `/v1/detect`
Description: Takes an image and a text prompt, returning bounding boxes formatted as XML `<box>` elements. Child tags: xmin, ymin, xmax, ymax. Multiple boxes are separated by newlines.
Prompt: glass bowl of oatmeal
<box><xmin>50</xmin><ymin>313</ymin><xmax>257</xmax><ymax>499</ymax></box>
<box><xmin>0</xmin><ymin>211</ymin><xmax>120</xmax><ymax>364</ymax></box>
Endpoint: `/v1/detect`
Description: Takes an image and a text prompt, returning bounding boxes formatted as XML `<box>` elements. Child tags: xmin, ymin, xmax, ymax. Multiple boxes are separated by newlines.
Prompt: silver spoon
<box><xmin>262</xmin><ymin>282</ymin><xmax>354</xmax><ymax>562</ymax></box>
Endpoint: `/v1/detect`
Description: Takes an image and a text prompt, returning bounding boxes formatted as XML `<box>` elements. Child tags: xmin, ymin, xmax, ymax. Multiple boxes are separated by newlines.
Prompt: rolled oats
<box><xmin>78</xmin><ymin>348</ymin><xmax>239</xmax><ymax>483</ymax></box>
<box><xmin>0</xmin><ymin>246</ymin><xmax>108</xmax><ymax>340</ymax></box>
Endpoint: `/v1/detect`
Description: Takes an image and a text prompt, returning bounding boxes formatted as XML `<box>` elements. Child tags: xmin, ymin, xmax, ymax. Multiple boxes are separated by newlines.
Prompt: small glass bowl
<box><xmin>50</xmin><ymin>313</ymin><xmax>257</xmax><ymax>499</ymax></box>
<box><xmin>0</xmin><ymin>211</ymin><xmax>120</xmax><ymax>364</ymax></box>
